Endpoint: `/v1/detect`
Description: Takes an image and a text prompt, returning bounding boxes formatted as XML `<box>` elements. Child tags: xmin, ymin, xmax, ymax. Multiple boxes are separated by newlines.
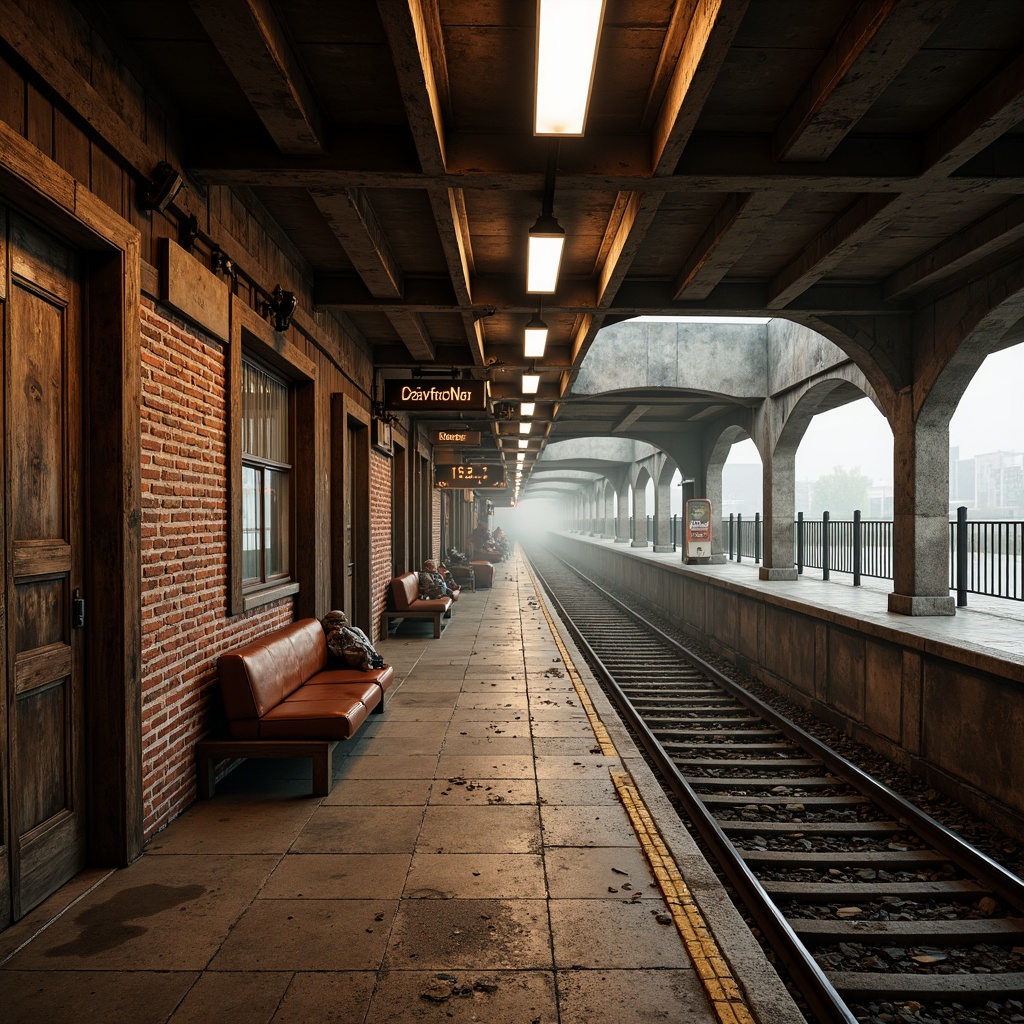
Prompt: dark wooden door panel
<box><xmin>3</xmin><ymin>213</ymin><xmax>85</xmax><ymax>922</ymax></box>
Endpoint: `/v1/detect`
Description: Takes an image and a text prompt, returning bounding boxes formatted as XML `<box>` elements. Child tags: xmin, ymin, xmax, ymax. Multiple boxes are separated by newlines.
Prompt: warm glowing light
<box><xmin>517</xmin><ymin>452</ymin><xmax>526</xmax><ymax>461</ymax></box>
<box><xmin>535</xmin><ymin>0</ymin><xmax>605</xmax><ymax>136</ymax></box>
<box><xmin>522</xmin><ymin>372</ymin><xmax>540</xmax><ymax>394</ymax></box>
<box><xmin>519</xmin><ymin>422</ymin><xmax>531</xmax><ymax>434</ymax></box>
<box><xmin>521</xmin><ymin>401</ymin><xmax>536</xmax><ymax>416</ymax></box>
<box><xmin>524</xmin><ymin>312</ymin><xmax>549</xmax><ymax>355</ymax></box>
<box><xmin>527</xmin><ymin>217</ymin><xmax>564</xmax><ymax>293</ymax></box>
<box><xmin>519</xmin><ymin>439</ymin><xmax>529</xmax><ymax>449</ymax></box>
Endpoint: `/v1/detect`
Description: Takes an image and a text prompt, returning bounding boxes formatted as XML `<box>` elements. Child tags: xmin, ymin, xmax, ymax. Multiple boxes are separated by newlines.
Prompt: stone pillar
<box><xmin>698</xmin><ymin>462</ymin><xmax>727</xmax><ymax>563</ymax></box>
<box><xmin>888</xmin><ymin>393</ymin><xmax>955</xmax><ymax>615</ymax></box>
<box><xmin>601</xmin><ymin>483</ymin><xmax>615</xmax><ymax>538</ymax></box>
<box><xmin>653</xmin><ymin>473</ymin><xmax>673</xmax><ymax>552</ymax></box>
<box><xmin>614</xmin><ymin>486</ymin><xmax>630</xmax><ymax>542</ymax></box>
<box><xmin>759</xmin><ymin>441</ymin><xmax>798</xmax><ymax>581</ymax></box>
<box><xmin>631</xmin><ymin>483</ymin><xmax>649</xmax><ymax>548</ymax></box>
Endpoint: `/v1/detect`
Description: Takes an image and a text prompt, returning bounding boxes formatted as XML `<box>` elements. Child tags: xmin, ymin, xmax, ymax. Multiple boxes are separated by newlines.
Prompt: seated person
<box><xmin>419</xmin><ymin>559</ymin><xmax>456</xmax><ymax>598</ymax></box>
<box><xmin>321</xmin><ymin>610</ymin><xmax>386</xmax><ymax>671</ymax></box>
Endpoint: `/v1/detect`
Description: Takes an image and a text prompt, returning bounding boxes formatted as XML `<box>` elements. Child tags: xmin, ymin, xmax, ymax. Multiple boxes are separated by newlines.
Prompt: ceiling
<box><xmin>85</xmin><ymin>0</ymin><xmax>1024</xmax><ymax>496</ymax></box>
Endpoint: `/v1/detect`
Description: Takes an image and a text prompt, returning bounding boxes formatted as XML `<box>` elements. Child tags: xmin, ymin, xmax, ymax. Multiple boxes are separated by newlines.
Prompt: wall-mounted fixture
<box><xmin>261</xmin><ymin>284</ymin><xmax>298</xmax><ymax>332</ymax></box>
<box><xmin>141</xmin><ymin>161</ymin><xmax>185</xmax><ymax>212</ymax></box>
<box><xmin>534</xmin><ymin>0</ymin><xmax>606</xmax><ymax>136</ymax></box>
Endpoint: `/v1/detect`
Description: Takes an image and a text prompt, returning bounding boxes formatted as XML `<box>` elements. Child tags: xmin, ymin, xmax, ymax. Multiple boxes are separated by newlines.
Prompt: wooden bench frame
<box><xmin>196</xmin><ymin>738</ymin><xmax>339</xmax><ymax>797</ymax></box>
<box><xmin>382</xmin><ymin>603</ymin><xmax>452</xmax><ymax>638</ymax></box>
<box><xmin>383</xmin><ymin>572</ymin><xmax>453</xmax><ymax>637</ymax></box>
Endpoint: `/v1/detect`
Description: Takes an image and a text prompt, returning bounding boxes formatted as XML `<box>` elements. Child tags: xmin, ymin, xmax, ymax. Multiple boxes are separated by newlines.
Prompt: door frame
<box><xmin>0</xmin><ymin>121</ymin><xmax>143</xmax><ymax>867</ymax></box>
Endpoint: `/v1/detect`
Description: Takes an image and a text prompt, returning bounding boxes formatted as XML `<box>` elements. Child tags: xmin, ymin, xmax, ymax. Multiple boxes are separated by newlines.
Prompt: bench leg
<box><xmin>311</xmin><ymin>742</ymin><xmax>336</xmax><ymax>796</ymax></box>
<box><xmin>433</xmin><ymin>614</ymin><xmax>441</xmax><ymax>638</ymax></box>
<box><xmin>197</xmin><ymin>751</ymin><xmax>216</xmax><ymax>799</ymax></box>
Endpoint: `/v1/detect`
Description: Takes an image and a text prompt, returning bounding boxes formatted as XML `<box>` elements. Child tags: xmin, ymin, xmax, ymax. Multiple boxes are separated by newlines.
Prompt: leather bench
<box><xmin>382</xmin><ymin>572</ymin><xmax>453</xmax><ymax>638</ymax></box>
<box><xmin>197</xmin><ymin>618</ymin><xmax>394</xmax><ymax>796</ymax></box>
<box><xmin>470</xmin><ymin>561</ymin><xmax>495</xmax><ymax>588</ymax></box>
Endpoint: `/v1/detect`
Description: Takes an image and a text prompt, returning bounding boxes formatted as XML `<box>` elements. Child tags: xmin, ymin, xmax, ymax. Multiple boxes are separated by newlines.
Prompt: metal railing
<box><xmin>718</xmin><ymin>509</ymin><xmax>1023</xmax><ymax>605</ymax></box>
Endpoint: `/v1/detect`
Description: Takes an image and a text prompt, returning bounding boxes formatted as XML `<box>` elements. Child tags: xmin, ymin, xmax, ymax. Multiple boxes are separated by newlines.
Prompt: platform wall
<box><xmin>547</xmin><ymin>533</ymin><xmax>1024</xmax><ymax>839</ymax></box>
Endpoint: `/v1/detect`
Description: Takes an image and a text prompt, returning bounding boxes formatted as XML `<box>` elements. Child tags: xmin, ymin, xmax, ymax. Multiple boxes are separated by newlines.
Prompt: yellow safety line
<box><xmin>525</xmin><ymin>561</ymin><xmax>756</xmax><ymax>1024</ymax></box>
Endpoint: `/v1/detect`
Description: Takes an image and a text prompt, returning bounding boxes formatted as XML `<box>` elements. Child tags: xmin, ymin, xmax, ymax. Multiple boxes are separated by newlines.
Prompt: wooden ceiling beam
<box><xmin>189</xmin><ymin>0</ymin><xmax>326</xmax><ymax>155</ymax></box>
<box><xmin>884</xmin><ymin>197</ymin><xmax>1024</xmax><ymax>300</ymax></box>
<box><xmin>651</xmin><ymin>0</ymin><xmax>751</xmax><ymax>176</ymax></box>
<box><xmin>767</xmin><ymin>194</ymin><xmax>901</xmax><ymax>309</ymax></box>
<box><xmin>386</xmin><ymin>309</ymin><xmax>436</xmax><ymax>361</ymax></box>
<box><xmin>673</xmin><ymin>192</ymin><xmax>790</xmax><ymax>300</ymax></box>
<box><xmin>774</xmin><ymin>0</ymin><xmax>957</xmax><ymax>162</ymax></box>
<box><xmin>924</xmin><ymin>50</ymin><xmax>1024</xmax><ymax>175</ymax></box>
<box><xmin>311</xmin><ymin>188</ymin><xmax>403</xmax><ymax>300</ymax></box>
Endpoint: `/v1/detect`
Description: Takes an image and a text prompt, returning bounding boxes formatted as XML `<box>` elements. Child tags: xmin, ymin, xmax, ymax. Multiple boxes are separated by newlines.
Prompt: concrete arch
<box><xmin>630</xmin><ymin>465</ymin><xmax>653</xmax><ymax>548</ymax></box>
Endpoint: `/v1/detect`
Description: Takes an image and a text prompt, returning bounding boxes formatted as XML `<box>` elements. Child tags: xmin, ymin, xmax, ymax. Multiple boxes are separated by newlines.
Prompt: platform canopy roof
<box><xmin>89</xmin><ymin>0</ymin><xmax>1024</xmax><ymax>490</ymax></box>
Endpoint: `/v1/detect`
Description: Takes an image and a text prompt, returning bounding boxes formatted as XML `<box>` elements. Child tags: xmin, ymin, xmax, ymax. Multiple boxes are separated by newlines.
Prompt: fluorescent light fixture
<box><xmin>527</xmin><ymin>215</ymin><xmax>564</xmax><ymax>293</ymax></box>
<box><xmin>519</xmin><ymin>439</ymin><xmax>529</xmax><ymax>449</ymax></box>
<box><xmin>524</xmin><ymin>311</ymin><xmax>549</xmax><ymax>355</ymax></box>
<box><xmin>535</xmin><ymin>0</ymin><xmax>605</xmax><ymax>136</ymax></box>
<box><xmin>520</xmin><ymin>401</ymin><xmax>536</xmax><ymax>416</ymax></box>
<box><xmin>519</xmin><ymin>421</ymin><xmax>532</xmax><ymax>434</ymax></box>
<box><xmin>517</xmin><ymin>452</ymin><xmax>526</xmax><ymax>461</ymax></box>
<box><xmin>522</xmin><ymin>372</ymin><xmax>540</xmax><ymax>394</ymax></box>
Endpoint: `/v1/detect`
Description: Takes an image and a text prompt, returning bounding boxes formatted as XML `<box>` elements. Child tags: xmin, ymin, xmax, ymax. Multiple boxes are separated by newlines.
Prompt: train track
<box><xmin>526</xmin><ymin>544</ymin><xmax>1024</xmax><ymax>1024</ymax></box>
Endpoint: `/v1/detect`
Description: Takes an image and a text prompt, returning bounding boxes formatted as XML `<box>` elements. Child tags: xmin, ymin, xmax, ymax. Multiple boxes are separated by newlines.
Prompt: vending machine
<box><xmin>684</xmin><ymin>498</ymin><xmax>712</xmax><ymax>563</ymax></box>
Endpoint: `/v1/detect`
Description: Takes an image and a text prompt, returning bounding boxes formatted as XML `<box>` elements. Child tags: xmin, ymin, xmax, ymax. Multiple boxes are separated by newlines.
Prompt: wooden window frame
<box><xmin>228</xmin><ymin>297</ymin><xmax>315</xmax><ymax>615</ymax></box>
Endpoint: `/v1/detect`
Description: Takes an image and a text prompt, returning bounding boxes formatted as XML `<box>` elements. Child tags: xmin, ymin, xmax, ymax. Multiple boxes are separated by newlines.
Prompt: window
<box><xmin>241</xmin><ymin>358</ymin><xmax>291</xmax><ymax>588</ymax></box>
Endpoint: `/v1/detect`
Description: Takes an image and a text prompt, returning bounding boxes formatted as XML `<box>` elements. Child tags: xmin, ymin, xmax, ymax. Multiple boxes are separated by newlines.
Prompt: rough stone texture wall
<box><xmin>139</xmin><ymin>299</ymin><xmax>293</xmax><ymax>837</ymax></box>
<box><xmin>370</xmin><ymin>449</ymin><xmax>393</xmax><ymax>642</ymax></box>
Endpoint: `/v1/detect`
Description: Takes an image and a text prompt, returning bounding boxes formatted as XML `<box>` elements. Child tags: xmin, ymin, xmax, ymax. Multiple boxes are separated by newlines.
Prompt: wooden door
<box><xmin>1</xmin><ymin>212</ymin><xmax>86</xmax><ymax>924</ymax></box>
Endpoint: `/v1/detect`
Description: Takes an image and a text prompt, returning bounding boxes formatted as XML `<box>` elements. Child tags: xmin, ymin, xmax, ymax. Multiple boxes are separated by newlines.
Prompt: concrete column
<box><xmin>614</xmin><ymin>484</ymin><xmax>630</xmax><ymax>542</ymax></box>
<box><xmin>600</xmin><ymin>483</ymin><xmax>615</xmax><ymax>538</ymax></box>
<box><xmin>759</xmin><ymin>441</ymin><xmax>798</xmax><ymax>581</ymax></box>
<box><xmin>699</xmin><ymin>463</ymin><xmax>727</xmax><ymax>563</ymax></box>
<box><xmin>888</xmin><ymin>393</ymin><xmax>955</xmax><ymax>615</ymax></box>
<box><xmin>631</xmin><ymin>484</ymin><xmax>648</xmax><ymax>548</ymax></box>
<box><xmin>653</xmin><ymin>474</ymin><xmax>673</xmax><ymax>552</ymax></box>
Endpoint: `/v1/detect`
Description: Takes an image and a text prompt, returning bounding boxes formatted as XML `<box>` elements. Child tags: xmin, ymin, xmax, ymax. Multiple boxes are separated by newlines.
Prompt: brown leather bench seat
<box><xmin>382</xmin><ymin>571</ymin><xmax>453</xmax><ymax>638</ymax></box>
<box><xmin>197</xmin><ymin>618</ymin><xmax>394</xmax><ymax>795</ymax></box>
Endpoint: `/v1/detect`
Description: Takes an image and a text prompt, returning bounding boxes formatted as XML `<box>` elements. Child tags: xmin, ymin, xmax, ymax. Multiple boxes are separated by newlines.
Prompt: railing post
<box><xmin>728</xmin><ymin>514</ymin><xmax>734</xmax><ymax>560</ymax></box>
<box><xmin>797</xmin><ymin>511</ymin><xmax>804</xmax><ymax>575</ymax></box>
<box><xmin>754</xmin><ymin>512</ymin><xmax>761</xmax><ymax>564</ymax></box>
<box><xmin>956</xmin><ymin>505</ymin><xmax>968</xmax><ymax>607</ymax></box>
<box><xmin>672</xmin><ymin>513</ymin><xmax>677</xmax><ymax>552</ymax></box>
<box><xmin>853</xmin><ymin>509</ymin><xmax>862</xmax><ymax>586</ymax></box>
<box><xmin>822</xmin><ymin>511</ymin><xmax>830</xmax><ymax>581</ymax></box>
<box><xmin>736</xmin><ymin>513</ymin><xmax>742</xmax><ymax>563</ymax></box>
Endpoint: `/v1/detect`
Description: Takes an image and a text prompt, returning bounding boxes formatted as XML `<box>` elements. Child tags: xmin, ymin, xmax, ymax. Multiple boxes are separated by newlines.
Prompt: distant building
<box><xmin>868</xmin><ymin>485</ymin><xmax>894</xmax><ymax>519</ymax></box>
<box><xmin>721</xmin><ymin>462</ymin><xmax>762</xmax><ymax>516</ymax></box>
<box><xmin>974</xmin><ymin>451</ymin><xmax>1024</xmax><ymax>517</ymax></box>
<box><xmin>949</xmin><ymin>446</ymin><xmax>976</xmax><ymax>506</ymax></box>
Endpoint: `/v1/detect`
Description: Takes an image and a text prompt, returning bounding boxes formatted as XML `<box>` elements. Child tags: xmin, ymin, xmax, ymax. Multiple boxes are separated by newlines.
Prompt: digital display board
<box><xmin>433</xmin><ymin>463</ymin><xmax>507</xmax><ymax>489</ymax></box>
<box><xmin>431</xmin><ymin>429</ymin><xmax>482</xmax><ymax>445</ymax></box>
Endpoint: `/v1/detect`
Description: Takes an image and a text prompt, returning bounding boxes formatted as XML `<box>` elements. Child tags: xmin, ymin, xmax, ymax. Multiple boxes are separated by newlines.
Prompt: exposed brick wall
<box><xmin>139</xmin><ymin>299</ymin><xmax>293</xmax><ymax>837</ymax></box>
<box><xmin>370</xmin><ymin>449</ymin><xmax>392</xmax><ymax>642</ymax></box>
<box><xmin>432</xmin><ymin>487</ymin><xmax>442</xmax><ymax>560</ymax></box>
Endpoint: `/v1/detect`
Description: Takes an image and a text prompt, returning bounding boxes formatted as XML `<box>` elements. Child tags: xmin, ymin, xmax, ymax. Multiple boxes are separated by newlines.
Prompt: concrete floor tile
<box><xmin>210</xmin><ymin>899</ymin><xmax>395</xmax><ymax>971</ymax></box>
<box><xmin>418</xmin><ymin>805</ymin><xmax>542</xmax><ymax>854</ymax></box>
<box><xmin>293</xmin><ymin>805</ymin><xmax>424</xmax><ymax>854</ymax></box>
<box><xmin>373</xmin><ymin>707</ymin><xmax>452</xmax><ymax>722</ymax></box>
<box><xmin>335</xmin><ymin>755</ymin><xmax>438</xmax><ymax>780</ymax></box>
<box><xmin>533</xmin><ymin>736</ymin><xmax>603</xmax><ymax>756</ymax></box>
<box><xmin>537</xmin><ymin>778</ymin><xmax>621</xmax><ymax>805</ymax></box>
<box><xmin>358</xmin><ymin>720</ymin><xmax>448</xmax><ymax>740</ymax></box>
<box><xmin>534</xmin><ymin>756</ymin><xmax>621</xmax><ymax>780</ymax></box>
<box><xmin>527</xmin><ymin>709</ymin><xmax>590</xmax><ymax>722</ymax></box>
<box><xmin>435</xmin><ymin>754</ymin><xmax>534</xmax><ymax>779</ymax></box>
<box><xmin>322</xmin><ymin>777</ymin><xmax>433</xmax><ymax>806</ymax></box>
<box><xmin>441</xmin><ymin>734</ymin><xmax>533</xmax><ymax>755</ymax></box>
<box><xmin>260</xmin><ymin>853</ymin><xmax>412</xmax><ymax>899</ymax></box>
<box><xmin>430</xmin><ymin>778</ymin><xmax>536</xmax><ymax>806</ymax></box>
<box><xmin>167</xmin><ymin>970</ymin><xmax>291</xmax><ymax>1023</ymax></box>
<box><xmin>545</xmin><ymin>847</ymin><xmax>659</xmax><ymax>899</ymax></box>
<box><xmin>1</xmin><ymin>970</ymin><xmax>197</xmax><ymax>1024</ymax></box>
<box><xmin>448</xmin><ymin>707</ymin><xmax>529</xmax><ymax>722</ymax></box>
<box><xmin>549</xmin><ymin>900</ymin><xmax>688</xmax><ymax>969</ymax></box>
<box><xmin>556</xmin><ymin>968</ymin><xmax>708</xmax><ymax>1024</ymax></box>
<box><xmin>7</xmin><ymin>854</ymin><xmax>278</xmax><ymax>971</ymax></box>
<box><xmin>541</xmin><ymin>805</ymin><xmax>638</xmax><ymax>847</ymax></box>
<box><xmin>271</xmin><ymin>972</ymin><xmax>377</xmax><ymax>1024</ymax></box>
<box><xmin>404</xmin><ymin>853</ymin><xmax>546</xmax><ymax>899</ymax></box>
<box><xmin>388</xmin><ymin>693</ymin><xmax>459</xmax><ymax>708</ymax></box>
<box><xmin>531</xmin><ymin>719</ymin><xmax>598</xmax><ymax>738</ymax></box>
<box><xmin>445</xmin><ymin>716</ymin><xmax>530</xmax><ymax>738</ymax></box>
<box><xmin>454</xmin><ymin>696</ymin><xmax>530</xmax><ymax>711</ymax></box>
<box><xmin>145</xmin><ymin>798</ymin><xmax>318</xmax><ymax>855</ymax></box>
<box><xmin>384</xmin><ymin>899</ymin><xmax>552</xmax><ymax>970</ymax></box>
<box><xmin>364</xmin><ymin>969</ymin><xmax>556</xmax><ymax>1023</ymax></box>
<box><xmin>347</xmin><ymin>731</ymin><xmax>448</xmax><ymax>756</ymax></box>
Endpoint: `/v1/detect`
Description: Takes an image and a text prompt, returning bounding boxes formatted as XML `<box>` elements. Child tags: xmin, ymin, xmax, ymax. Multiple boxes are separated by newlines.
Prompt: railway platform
<box><xmin>0</xmin><ymin>549</ymin><xmax>801</xmax><ymax>1024</ymax></box>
